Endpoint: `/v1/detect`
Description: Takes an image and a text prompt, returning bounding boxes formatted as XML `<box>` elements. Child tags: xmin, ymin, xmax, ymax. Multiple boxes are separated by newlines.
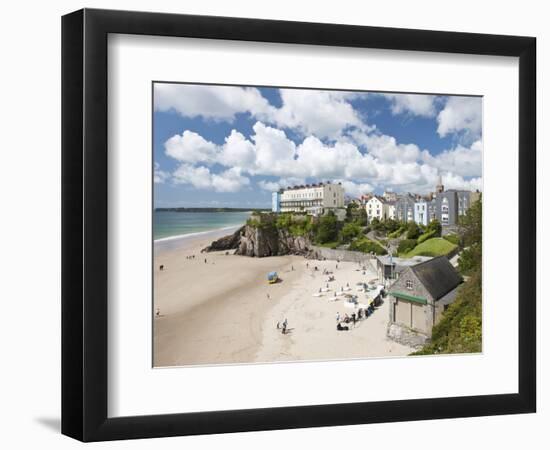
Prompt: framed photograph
<box><xmin>62</xmin><ymin>8</ymin><xmax>536</xmax><ymax>441</ymax></box>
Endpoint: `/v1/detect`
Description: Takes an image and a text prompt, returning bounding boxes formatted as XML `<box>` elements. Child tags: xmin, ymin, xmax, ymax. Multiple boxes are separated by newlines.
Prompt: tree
<box><xmin>315</xmin><ymin>211</ymin><xmax>339</xmax><ymax>244</ymax></box>
<box><xmin>370</xmin><ymin>217</ymin><xmax>383</xmax><ymax>232</ymax></box>
<box><xmin>356</xmin><ymin>208</ymin><xmax>368</xmax><ymax>226</ymax></box>
<box><xmin>345</xmin><ymin>202</ymin><xmax>358</xmax><ymax>222</ymax></box>
<box><xmin>405</xmin><ymin>221</ymin><xmax>421</xmax><ymax>239</ymax></box>
<box><xmin>384</xmin><ymin>219</ymin><xmax>400</xmax><ymax>234</ymax></box>
<box><xmin>458</xmin><ymin>197</ymin><xmax>482</xmax><ymax>275</ymax></box>
<box><xmin>340</xmin><ymin>221</ymin><xmax>362</xmax><ymax>243</ymax></box>
<box><xmin>426</xmin><ymin>219</ymin><xmax>442</xmax><ymax>237</ymax></box>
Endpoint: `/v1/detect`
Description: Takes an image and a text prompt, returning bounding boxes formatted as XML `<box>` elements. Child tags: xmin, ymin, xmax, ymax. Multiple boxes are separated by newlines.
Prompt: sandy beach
<box><xmin>153</xmin><ymin>229</ymin><xmax>414</xmax><ymax>367</ymax></box>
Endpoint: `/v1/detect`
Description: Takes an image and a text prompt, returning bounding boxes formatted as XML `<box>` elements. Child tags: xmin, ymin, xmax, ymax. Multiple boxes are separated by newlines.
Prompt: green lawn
<box><xmin>403</xmin><ymin>237</ymin><xmax>457</xmax><ymax>258</ymax></box>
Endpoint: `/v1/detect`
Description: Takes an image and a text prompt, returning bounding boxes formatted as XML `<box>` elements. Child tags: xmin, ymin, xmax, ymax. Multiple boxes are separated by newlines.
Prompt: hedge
<box><xmin>417</xmin><ymin>229</ymin><xmax>436</xmax><ymax>244</ymax></box>
<box><xmin>397</xmin><ymin>238</ymin><xmax>417</xmax><ymax>255</ymax></box>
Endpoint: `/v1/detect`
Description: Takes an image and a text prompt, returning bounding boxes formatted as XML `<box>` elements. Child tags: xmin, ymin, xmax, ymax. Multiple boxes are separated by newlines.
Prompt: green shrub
<box><xmin>383</xmin><ymin>219</ymin><xmax>401</xmax><ymax>234</ymax></box>
<box><xmin>406</xmin><ymin>222</ymin><xmax>421</xmax><ymax>240</ymax></box>
<box><xmin>340</xmin><ymin>221</ymin><xmax>363</xmax><ymax>243</ymax></box>
<box><xmin>246</xmin><ymin>217</ymin><xmax>261</xmax><ymax>227</ymax></box>
<box><xmin>426</xmin><ymin>219</ymin><xmax>442</xmax><ymax>237</ymax></box>
<box><xmin>443</xmin><ymin>233</ymin><xmax>460</xmax><ymax>245</ymax></box>
<box><xmin>397</xmin><ymin>238</ymin><xmax>417</xmax><ymax>255</ymax></box>
<box><xmin>275</xmin><ymin>213</ymin><xmax>293</xmax><ymax>229</ymax></box>
<box><xmin>417</xmin><ymin>229</ymin><xmax>436</xmax><ymax>244</ymax></box>
<box><xmin>388</xmin><ymin>225</ymin><xmax>405</xmax><ymax>239</ymax></box>
<box><xmin>458</xmin><ymin>243</ymin><xmax>481</xmax><ymax>275</ymax></box>
<box><xmin>315</xmin><ymin>211</ymin><xmax>339</xmax><ymax>244</ymax></box>
<box><xmin>349</xmin><ymin>237</ymin><xmax>387</xmax><ymax>255</ymax></box>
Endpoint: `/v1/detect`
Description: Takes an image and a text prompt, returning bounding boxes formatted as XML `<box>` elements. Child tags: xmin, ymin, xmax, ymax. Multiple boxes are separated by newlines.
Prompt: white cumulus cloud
<box><xmin>164</xmin><ymin>130</ymin><xmax>218</xmax><ymax>165</ymax></box>
<box><xmin>266</xmin><ymin>89</ymin><xmax>365</xmax><ymax>139</ymax></box>
<box><xmin>172</xmin><ymin>164</ymin><xmax>250</xmax><ymax>192</ymax></box>
<box><xmin>154</xmin><ymin>162</ymin><xmax>170</xmax><ymax>184</ymax></box>
<box><xmin>336</xmin><ymin>180</ymin><xmax>374</xmax><ymax>197</ymax></box>
<box><xmin>437</xmin><ymin>96</ymin><xmax>482</xmax><ymax>139</ymax></box>
<box><xmin>382</xmin><ymin>93</ymin><xmax>438</xmax><ymax>117</ymax></box>
<box><xmin>154</xmin><ymin>84</ymin><xmax>271</xmax><ymax>121</ymax></box>
<box><xmin>258</xmin><ymin>177</ymin><xmax>306</xmax><ymax>191</ymax></box>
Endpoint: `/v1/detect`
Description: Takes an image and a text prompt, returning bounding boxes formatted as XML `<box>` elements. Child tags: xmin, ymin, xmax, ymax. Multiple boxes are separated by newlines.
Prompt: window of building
<box><xmin>406</xmin><ymin>280</ymin><xmax>413</xmax><ymax>290</ymax></box>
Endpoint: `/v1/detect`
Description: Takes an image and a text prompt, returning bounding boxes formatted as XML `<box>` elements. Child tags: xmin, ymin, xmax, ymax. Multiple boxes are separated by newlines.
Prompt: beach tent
<box><xmin>267</xmin><ymin>271</ymin><xmax>278</xmax><ymax>284</ymax></box>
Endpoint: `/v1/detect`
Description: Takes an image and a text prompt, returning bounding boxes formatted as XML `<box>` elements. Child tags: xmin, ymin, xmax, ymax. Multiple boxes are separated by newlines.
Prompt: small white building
<box><xmin>278</xmin><ymin>182</ymin><xmax>345</xmax><ymax>216</ymax></box>
<box><xmin>387</xmin><ymin>202</ymin><xmax>396</xmax><ymax>220</ymax></box>
<box><xmin>366</xmin><ymin>196</ymin><xmax>386</xmax><ymax>221</ymax></box>
<box><xmin>414</xmin><ymin>200</ymin><xmax>429</xmax><ymax>226</ymax></box>
<box><xmin>366</xmin><ymin>196</ymin><xmax>395</xmax><ymax>221</ymax></box>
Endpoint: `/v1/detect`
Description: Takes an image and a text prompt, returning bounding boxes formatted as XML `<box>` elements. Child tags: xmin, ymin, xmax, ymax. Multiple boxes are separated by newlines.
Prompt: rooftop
<box><xmin>376</xmin><ymin>255</ymin><xmax>432</xmax><ymax>268</ymax></box>
<box><xmin>409</xmin><ymin>256</ymin><xmax>462</xmax><ymax>300</ymax></box>
<box><xmin>279</xmin><ymin>181</ymin><xmax>342</xmax><ymax>192</ymax></box>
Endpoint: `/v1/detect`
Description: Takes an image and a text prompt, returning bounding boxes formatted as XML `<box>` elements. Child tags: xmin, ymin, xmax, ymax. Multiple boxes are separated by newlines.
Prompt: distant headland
<box><xmin>155</xmin><ymin>207</ymin><xmax>270</xmax><ymax>213</ymax></box>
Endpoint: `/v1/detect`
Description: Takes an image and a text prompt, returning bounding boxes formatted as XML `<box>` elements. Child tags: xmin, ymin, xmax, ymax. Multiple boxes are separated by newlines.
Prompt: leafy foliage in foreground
<box><xmin>412</xmin><ymin>269</ymin><xmax>482</xmax><ymax>355</ymax></box>
<box><xmin>412</xmin><ymin>197</ymin><xmax>482</xmax><ymax>355</ymax></box>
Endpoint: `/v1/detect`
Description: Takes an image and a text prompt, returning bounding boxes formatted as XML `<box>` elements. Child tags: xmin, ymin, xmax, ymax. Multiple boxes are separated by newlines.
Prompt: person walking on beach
<box><xmin>267</xmin><ymin>293</ymin><xmax>270</xmax><ymax>300</ymax></box>
<box><xmin>204</xmin><ymin>258</ymin><xmax>207</xmax><ymax>264</ymax></box>
<box><xmin>282</xmin><ymin>318</ymin><xmax>288</xmax><ymax>334</ymax></box>
<box><xmin>352</xmin><ymin>312</ymin><xmax>356</xmax><ymax>326</ymax></box>
<box><xmin>336</xmin><ymin>312</ymin><xmax>340</xmax><ymax>323</ymax></box>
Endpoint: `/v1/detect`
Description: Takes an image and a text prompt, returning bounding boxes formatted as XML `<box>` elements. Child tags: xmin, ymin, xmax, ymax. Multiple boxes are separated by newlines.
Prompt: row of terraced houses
<box><xmin>359</xmin><ymin>177</ymin><xmax>480</xmax><ymax>227</ymax></box>
<box><xmin>272</xmin><ymin>176</ymin><xmax>480</xmax><ymax>228</ymax></box>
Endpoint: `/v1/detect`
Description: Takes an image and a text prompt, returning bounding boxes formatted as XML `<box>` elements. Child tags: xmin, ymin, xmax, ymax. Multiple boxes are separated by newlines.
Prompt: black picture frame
<box><xmin>61</xmin><ymin>8</ymin><xmax>536</xmax><ymax>442</ymax></box>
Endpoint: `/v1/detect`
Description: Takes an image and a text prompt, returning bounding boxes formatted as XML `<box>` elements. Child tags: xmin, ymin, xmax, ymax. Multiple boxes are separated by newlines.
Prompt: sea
<box><xmin>153</xmin><ymin>211</ymin><xmax>252</xmax><ymax>242</ymax></box>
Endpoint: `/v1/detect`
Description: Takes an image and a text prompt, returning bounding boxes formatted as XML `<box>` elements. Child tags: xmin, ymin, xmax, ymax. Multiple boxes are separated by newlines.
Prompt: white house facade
<box><xmin>414</xmin><ymin>201</ymin><xmax>429</xmax><ymax>226</ymax></box>
<box><xmin>366</xmin><ymin>196</ymin><xmax>386</xmax><ymax>221</ymax></box>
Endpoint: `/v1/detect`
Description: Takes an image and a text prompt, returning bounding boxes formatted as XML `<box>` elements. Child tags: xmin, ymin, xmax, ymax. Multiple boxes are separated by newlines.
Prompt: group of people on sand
<box><xmin>276</xmin><ymin>318</ymin><xmax>289</xmax><ymax>334</ymax></box>
<box><xmin>335</xmin><ymin>304</ymin><xmax>375</xmax><ymax>331</ymax></box>
<box><xmin>185</xmin><ymin>254</ymin><xmax>197</xmax><ymax>260</ymax></box>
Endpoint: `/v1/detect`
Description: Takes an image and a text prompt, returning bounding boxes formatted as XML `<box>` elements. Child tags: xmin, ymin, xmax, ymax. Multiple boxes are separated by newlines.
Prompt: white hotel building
<box><xmin>274</xmin><ymin>182</ymin><xmax>345</xmax><ymax>216</ymax></box>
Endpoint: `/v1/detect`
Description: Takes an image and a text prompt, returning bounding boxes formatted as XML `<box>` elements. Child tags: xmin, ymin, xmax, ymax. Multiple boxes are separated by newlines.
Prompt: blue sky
<box><xmin>153</xmin><ymin>83</ymin><xmax>482</xmax><ymax>208</ymax></box>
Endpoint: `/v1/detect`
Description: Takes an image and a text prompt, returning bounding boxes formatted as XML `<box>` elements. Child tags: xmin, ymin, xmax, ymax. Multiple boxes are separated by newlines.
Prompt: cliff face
<box><xmin>201</xmin><ymin>226</ymin><xmax>244</xmax><ymax>252</ymax></box>
<box><xmin>202</xmin><ymin>224</ymin><xmax>314</xmax><ymax>258</ymax></box>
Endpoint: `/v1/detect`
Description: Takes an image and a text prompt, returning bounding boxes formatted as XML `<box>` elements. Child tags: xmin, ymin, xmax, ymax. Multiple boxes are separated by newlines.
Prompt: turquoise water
<box><xmin>153</xmin><ymin>211</ymin><xmax>251</xmax><ymax>241</ymax></box>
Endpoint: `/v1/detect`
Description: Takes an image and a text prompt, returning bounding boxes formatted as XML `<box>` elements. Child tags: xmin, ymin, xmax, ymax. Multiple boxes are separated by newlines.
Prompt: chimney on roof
<box><xmin>436</xmin><ymin>175</ymin><xmax>444</xmax><ymax>194</ymax></box>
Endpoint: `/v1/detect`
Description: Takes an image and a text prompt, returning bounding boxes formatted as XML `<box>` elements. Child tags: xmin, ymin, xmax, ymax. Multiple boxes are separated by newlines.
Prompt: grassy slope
<box><xmin>403</xmin><ymin>237</ymin><xmax>457</xmax><ymax>258</ymax></box>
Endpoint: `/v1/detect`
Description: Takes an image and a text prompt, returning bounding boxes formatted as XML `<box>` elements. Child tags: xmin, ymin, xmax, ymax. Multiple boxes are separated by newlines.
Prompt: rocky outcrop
<box><xmin>201</xmin><ymin>226</ymin><xmax>244</xmax><ymax>252</ymax></box>
<box><xmin>386</xmin><ymin>323</ymin><xmax>429</xmax><ymax>349</ymax></box>
<box><xmin>202</xmin><ymin>224</ymin><xmax>315</xmax><ymax>258</ymax></box>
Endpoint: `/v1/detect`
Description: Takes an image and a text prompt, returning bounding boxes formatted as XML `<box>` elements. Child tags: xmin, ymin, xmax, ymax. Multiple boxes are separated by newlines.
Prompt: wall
<box><xmin>311</xmin><ymin>245</ymin><xmax>376</xmax><ymax>264</ymax></box>
<box><xmin>0</xmin><ymin>1</ymin><xmax>547</xmax><ymax>450</ymax></box>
